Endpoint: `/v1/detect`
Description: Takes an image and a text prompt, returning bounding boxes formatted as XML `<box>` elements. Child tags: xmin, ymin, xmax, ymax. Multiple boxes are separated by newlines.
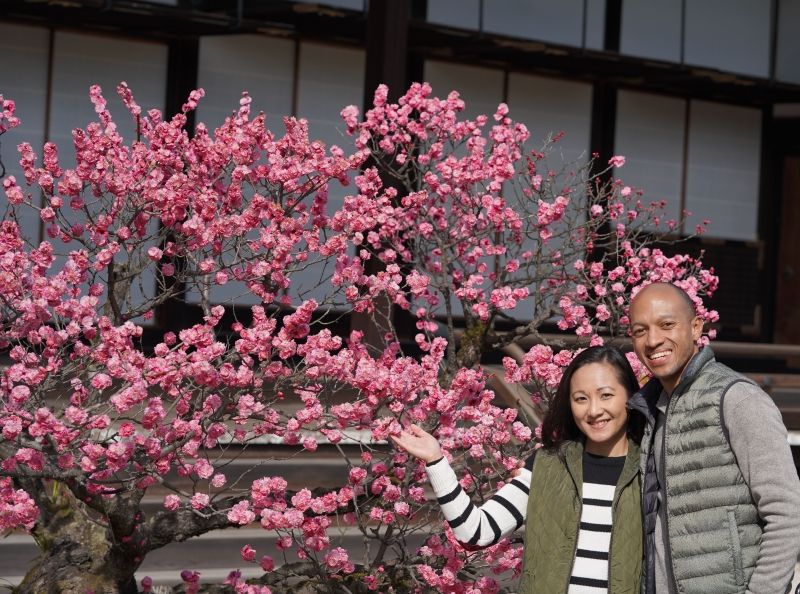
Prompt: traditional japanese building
<box><xmin>2</xmin><ymin>0</ymin><xmax>799</xmax><ymax>416</ymax></box>
<box><xmin>1</xmin><ymin>0</ymin><xmax>800</xmax><ymax>586</ymax></box>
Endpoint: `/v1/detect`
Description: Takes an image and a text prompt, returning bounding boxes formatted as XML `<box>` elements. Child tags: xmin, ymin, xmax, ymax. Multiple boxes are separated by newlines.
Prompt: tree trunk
<box><xmin>17</xmin><ymin>484</ymin><xmax>139</xmax><ymax>594</ymax></box>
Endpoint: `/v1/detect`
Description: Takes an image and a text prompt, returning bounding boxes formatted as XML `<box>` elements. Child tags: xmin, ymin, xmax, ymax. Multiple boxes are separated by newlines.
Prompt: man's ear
<box><xmin>691</xmin><ymin>316</ymin><xmax>704</xmax><ymax>342</ymax></box>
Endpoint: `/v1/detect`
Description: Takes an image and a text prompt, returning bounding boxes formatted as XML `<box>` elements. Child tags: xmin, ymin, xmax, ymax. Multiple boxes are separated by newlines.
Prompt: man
<box><xmin>628</xmin><ymin>282</ymin><xmax>800</xmax><ymax>594</ymax></box>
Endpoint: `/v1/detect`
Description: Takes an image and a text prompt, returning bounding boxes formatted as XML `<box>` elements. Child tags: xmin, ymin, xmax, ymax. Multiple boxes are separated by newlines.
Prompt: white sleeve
<box><xmin>425</xmin><ymin>457</ymin><xmax>532</xmax><ymax>547</ymax></box>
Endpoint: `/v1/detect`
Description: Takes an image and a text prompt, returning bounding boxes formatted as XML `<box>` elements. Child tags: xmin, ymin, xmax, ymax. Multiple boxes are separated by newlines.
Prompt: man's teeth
<box><xmin>650</xmin><ymin>351</ymin><xmax>671</xmax><ymax>360</ymax></box>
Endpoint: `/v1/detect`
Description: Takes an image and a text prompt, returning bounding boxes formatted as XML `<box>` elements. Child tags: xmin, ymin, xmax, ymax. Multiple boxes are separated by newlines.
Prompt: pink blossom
<box><xmin>164</xmin><ymin>495</ymin><xmax>181</xmax><ymax>510</ymax></box>
<box><xmin>324</xmin><ymin>547</ymin><xmax>355</xmax><ymax>574</ymax></box>
<box><xmin>0</xmin><ymin>95</ymin><xmax>21</xmax><ymax>133</ymax></box>
<box><xmin>227</xmin><ymin>500</ymin><xmax>255</xmax><ymax>525</ymax></box>
<box><xmin>194</xmin><ymin>459</ymin><xmax>214</xmax><ymax>479</ymax></box>
<box><xmin>190</xmin><ymin>493</ymin><xmax>209</xmax><ymax>510</ymax></box>
<box><xmin>3</xmin><ymin>176</ymin><xmax>25</xmax><ymax>205</ymax></box>
<box><xmin>241</xmin><ymin>544</ymin><xmax>257</xmax><ymax>562</ymax></box>
<box><xmin>348</xmin><ymin>467</ymin><xmax>367</xmax><ymax>484</ymax></box>
<box><xmin>90</xmin><ymin>373</ymin><xmax>112</xmax><ymax>390</ymax></box>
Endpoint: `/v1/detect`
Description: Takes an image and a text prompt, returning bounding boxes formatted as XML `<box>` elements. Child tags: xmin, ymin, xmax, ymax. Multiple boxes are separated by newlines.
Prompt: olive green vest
<box><xmin>640</xmin><ymin>359</ymin><xmax>762</xmax><ymax>594</ymax></box>
<box><xmin>518</xmin><ymin>440</ymin><xmax>643</xmax><ymax>594</ymax></box>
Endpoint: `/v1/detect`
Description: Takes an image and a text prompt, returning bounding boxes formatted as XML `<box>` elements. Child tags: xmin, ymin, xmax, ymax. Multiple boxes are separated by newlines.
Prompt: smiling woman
<box><xmin>392</xmin><ymin>346</ymin><xmax>646</xmax><ymax>594</ymax></box>
<box><xmin>569</xmin><ymin>362</ymin><xmax>632</xmax><ymax>457</ymax></box>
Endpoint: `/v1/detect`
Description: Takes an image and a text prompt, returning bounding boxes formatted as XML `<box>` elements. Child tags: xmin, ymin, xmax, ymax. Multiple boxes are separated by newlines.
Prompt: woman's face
<box><xmin>569</xmin><ymin>361</ymin><xmax>630</xmax><ymax>457</ymax></box>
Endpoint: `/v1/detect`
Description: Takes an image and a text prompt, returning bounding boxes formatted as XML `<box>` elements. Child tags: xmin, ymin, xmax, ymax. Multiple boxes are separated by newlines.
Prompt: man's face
<box><xmin>629</xmin><ymin>286</ymin><xmax>703</xmax><ymax>394</ymax></box>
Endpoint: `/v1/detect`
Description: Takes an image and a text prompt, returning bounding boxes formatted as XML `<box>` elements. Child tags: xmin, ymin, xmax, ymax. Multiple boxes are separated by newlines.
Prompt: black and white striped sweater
<box><xmin>426</xmin><ymin>451</ymin><xmax>626</xmax><ymax>594</ymax></box>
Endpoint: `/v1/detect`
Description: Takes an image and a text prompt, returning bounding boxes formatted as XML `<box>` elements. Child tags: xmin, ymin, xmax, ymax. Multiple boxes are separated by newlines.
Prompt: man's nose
<box><xmin>645</xmin><ymin>328</ymin><xmax>663</xmax><ymax>347</ymax></box>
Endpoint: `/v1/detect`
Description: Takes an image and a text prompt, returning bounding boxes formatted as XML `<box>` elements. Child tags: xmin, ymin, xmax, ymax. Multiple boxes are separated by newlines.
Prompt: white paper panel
<box><xmin>620</xmin><ymin>0</ymin><xmax>682</xmax><ymax>62</ymax></box>
<box><xmin>507</xmin><ymin>72</ymin><xmax>592</xmax><ymax>165</ymax></box>
<box><xmin>482</xmin><ymin>0</ymin><xmax>584</xmax><ymax>46</ymax></box>
<box><xmin>293</xmin><ymin>42</ymin><xmax>365</xmax><ymax>304</ymax></box>
<box><xmin>297</xmin><ymin>42</ymin><xmax>365</xmax><ymax>149</ymax></box>
<box><xmin>421</xmin><ymin>61</ymin><xmax>505</xmax><ymax>317</ymax></box>
<box><xmin>196</xmin><ymin>35</ymin><xmax>294</xmax><ymax>130</ymax></box>
<box><xmin>188</xmin><ymin>35</ymin><xmax>296</xmax><ymax>306</ymax></box>
<box><xmin>685</xmin><ymin>100</ymin><xmax>761</xmax><ymax>241</ymax></box>
<box><xmin>684</xmin><ymin>0</ymin><xmax>771</xmax><ymax>78</ymax></box>
<box><xmin>49</xmin><ymin>32</ymin><xmax>168</xmax><ymax>168</ymax></box>
<box><xmin>49</xmin><ymin>32</ymin><xmax>168</xmax><ymax>318</ymax></box>
<box><xmin>584</xmin><ymin>0</ymin><xmax>607</xmax><ymax>50</ymax></box>
<box><xmin>507</xmin><ymin>73</ymin><xmax>592</xmax><ymax>320</ymax></box>
<box><xmin>776</xmin><ymin>0</ymin><xmax>800</xmax><ymax>84</ymax></box>
<box><xmin>0</xmin><ymin>23</ymin><xmax>50</xmax><ymax>245</ymax></box>
<box><xmin>614</xmin><ymin>90</ymin><xmax>684</xmax><ymax>225</ymax></box>
<box><xmin>427</xmin><ymin>0</ymin><xmax>481</xmax><ymax>29</ymax></box>
<box><xmin>424</xmin><ymin>60</ymin><xmax>504</xmax><ymax>121</ymax></box>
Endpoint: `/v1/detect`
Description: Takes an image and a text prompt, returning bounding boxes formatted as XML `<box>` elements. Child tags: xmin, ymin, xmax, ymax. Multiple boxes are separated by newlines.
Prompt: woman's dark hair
<box><xmin>539</xmin><ymin>345</ymin><xmax>644</xmax><ymax>452</ymax></box>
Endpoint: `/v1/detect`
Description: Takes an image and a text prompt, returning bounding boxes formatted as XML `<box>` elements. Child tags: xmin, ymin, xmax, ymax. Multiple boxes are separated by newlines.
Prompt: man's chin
<box><xmin>651</xmin><ymin>368</ymin><xmax>676</xmax><ymax>383</ymax></box>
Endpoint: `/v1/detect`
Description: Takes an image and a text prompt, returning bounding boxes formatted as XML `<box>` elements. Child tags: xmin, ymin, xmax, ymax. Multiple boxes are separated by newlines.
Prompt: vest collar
<box><xmin>671</xmin><ymin>346</ymin><xmax>716</xmax><ymax>398</ymax></box>
<box><xmin>562</xmin><ymin>438</ymin><xmax>641</xmax><ymax>500</ymax></box>
<box><xmin>615</xmin><ymin>439</ymin><xmax>641</xmax><ymax>505</ymax></box>
<box><xmin>563</xmin><ymin>439</ymin><xmax>584</xmax><ymax>495</ymax></box>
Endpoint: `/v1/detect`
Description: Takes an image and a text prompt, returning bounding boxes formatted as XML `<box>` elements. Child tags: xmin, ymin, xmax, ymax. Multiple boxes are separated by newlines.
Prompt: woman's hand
<box><xmin>390</xmin><ymin>424</ymin><xmax>444</xmax><ymax>464</ymax></box>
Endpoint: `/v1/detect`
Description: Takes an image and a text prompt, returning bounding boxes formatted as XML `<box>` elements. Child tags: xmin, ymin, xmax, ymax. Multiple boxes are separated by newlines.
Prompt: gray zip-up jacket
<box><xmin>629</xmin><ymin>347</ymin><xmax>800</xmax><ymax>594</ymax></box>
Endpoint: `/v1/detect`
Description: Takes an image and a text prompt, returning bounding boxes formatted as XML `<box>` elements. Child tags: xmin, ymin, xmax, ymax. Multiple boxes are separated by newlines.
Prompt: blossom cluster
<box><xmin>0</xmin><ymin>477</ymin><xmax>39</xmax><ymax>531</ymax></box>
<box><xmin>0</xmin><ymin>95</ymin><xmax>20</xmax><ymax>134</ymax></box>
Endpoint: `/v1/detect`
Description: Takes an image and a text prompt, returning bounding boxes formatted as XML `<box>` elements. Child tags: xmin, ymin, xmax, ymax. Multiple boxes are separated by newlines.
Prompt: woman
<box><xmin>392</xmin><ymin>346</ymin><xmax>644</xmax><ymax>594</ymax></box>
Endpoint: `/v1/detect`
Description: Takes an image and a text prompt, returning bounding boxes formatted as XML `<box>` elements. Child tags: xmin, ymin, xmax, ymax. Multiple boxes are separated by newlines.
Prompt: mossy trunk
<box><xmin>16</xmin><ymin>484</ymin><xmax>139</xmax><ymax>594</ymax></box>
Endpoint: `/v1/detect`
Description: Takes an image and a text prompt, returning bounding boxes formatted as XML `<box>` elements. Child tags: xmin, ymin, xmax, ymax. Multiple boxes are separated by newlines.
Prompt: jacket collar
<box><xmin>564</xmin><ymin>439</ymin><xmax>584</xmax><ymax>496</ymax></box>
<box><xmin>615</xmin><ymin>439</ymin><xmax>641</xmax><ymax>505</ymax></box>
<box><xmin>562</xmin><ymin>438</ymin><xmax>641</xmax><ymax>499</ymax></box>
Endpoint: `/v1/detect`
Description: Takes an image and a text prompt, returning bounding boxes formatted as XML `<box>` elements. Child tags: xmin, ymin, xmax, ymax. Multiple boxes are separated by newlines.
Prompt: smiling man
<box><xmin>628</xmin><ymin>282</ymin><xmax>800</xmax><ymax>594</ymax></box>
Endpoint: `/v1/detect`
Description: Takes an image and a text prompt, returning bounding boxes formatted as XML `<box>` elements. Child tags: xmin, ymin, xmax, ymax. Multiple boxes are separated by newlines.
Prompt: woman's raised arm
<box><xmin>392</xmin><ymin>425</ymin><xmax>533</xmax><ymax>548</ymax></box>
